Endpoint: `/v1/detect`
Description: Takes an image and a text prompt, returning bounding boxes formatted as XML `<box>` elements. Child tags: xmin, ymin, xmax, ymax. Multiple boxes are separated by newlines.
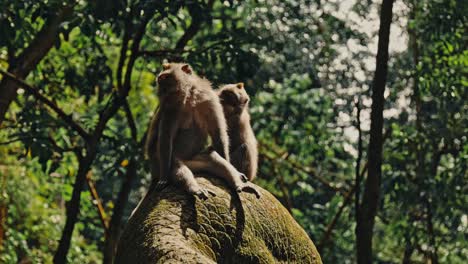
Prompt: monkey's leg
<box><xmin>185</xmin><ymin>151</ymin><xmax>260</xmax><ymax>198</ymax></box>
<box><xmin>173</xmin><ymin>158</ymin><xmax>215</xmax><ymax>200</ymax></box>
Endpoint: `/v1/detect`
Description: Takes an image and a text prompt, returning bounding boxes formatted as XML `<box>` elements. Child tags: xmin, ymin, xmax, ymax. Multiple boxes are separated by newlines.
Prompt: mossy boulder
<box><xmin>115</xmin><ymin>176</ymin><xmax>322</xmax><ymax>263</ymax></box>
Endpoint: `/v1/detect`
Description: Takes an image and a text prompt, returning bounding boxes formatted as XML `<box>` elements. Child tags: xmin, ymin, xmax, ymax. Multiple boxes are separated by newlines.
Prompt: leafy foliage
<box><xmin>0</xmin><ymin>0</ymin><xmax>466</xmax><ymax>263</ymax></box>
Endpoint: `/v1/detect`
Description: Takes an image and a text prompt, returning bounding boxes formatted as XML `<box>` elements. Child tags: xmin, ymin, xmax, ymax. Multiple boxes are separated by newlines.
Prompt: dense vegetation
<box><xmin>0</xmin><ymin>0</ymin><xmax>466</xmax><ymax>263</ymax></box>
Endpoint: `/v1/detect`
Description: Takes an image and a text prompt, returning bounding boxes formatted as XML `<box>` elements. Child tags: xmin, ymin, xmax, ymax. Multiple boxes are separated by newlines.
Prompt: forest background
<box><xmin>0</xmin><ymin>0</ymin><xmax>466</xmax><ymax>263</ymax></box>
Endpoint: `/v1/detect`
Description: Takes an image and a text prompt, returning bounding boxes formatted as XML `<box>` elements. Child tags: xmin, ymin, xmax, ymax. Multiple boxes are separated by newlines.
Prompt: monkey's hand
<box><xmin>194</xmin><ymin>188</ymin><xmax>216</xmax><ymax>200</ymax></box>
<box><xmin>236</xmin><ymin>182</ymin><xmax>261</xmax><ymax>199</ymax></box>
<box><xmin>154</xmin><ymin>180</ymin><xmax>169</xmax><ymax>192</ymax></box>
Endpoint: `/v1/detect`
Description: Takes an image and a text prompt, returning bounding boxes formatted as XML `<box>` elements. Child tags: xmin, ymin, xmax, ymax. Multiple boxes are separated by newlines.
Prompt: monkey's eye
<box><xmin>220</xmin><ymin>91</ymin><xmax>235</xmax><ymax>104</ymax></box>
<box><xmin>225</xmin><ymin>92</ymin><xmax>238</xmax><ymax>101</ymax></box>
<box><xmin>227</xmin><ymin>93</ymin><xmax>242</xmax><ymax>106</ymax></box>
<box><xmin>158</xmin><ymin>73</ymin><xmax>171</xmax><ymax>82</ymax></box>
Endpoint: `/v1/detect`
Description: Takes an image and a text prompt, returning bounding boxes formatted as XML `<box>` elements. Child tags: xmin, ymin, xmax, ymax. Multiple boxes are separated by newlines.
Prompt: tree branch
<box><xmin>93</xmin><ymin>15</ymin><xmax>158</xmax><ymax>140</ymax></box>
<box><xmin>123</xmin><ymin>100</ymin><xmax>137</xmax><ymax>140</ymax></box>
<box><xmin>272</xmin><ymin>159</ymin><xmax>294</xmax><ymax>212</ymax></box>
<box><xmin>174</xmin><ymin>1</ymin><xmax>215</xmax><ymax>50</ymax></box>
<box><xmin>139</xmin><ymin>0</ymin><xmax>215</xmax><ymax>61</ymax></box>
<box><xmin>0</xmin><ymin>4</ymin><xmax>74</xmax><ymax>126</ymax></box>
<box><xmin>318</xmin><ymin>184</ymin><xmax>356</xmax><ymax>250</ymax></box>
<box><xmin>0</xmin><ymin>69</ymin><xmax>90</xmax><ymax>139</ymax></box>
<box><xmin>116</xmin><ymin>20</ymin><xmax>132</xmax><ymax>92</ymax></box>
<box><xmin>85</xmin><ymin>171</ymin><xmax>109</xmax><ymax>234</ymax></box>
<box><xmin>259</xmin><ymin>142</ymin><xmax>346</xmax><ymax>195</ymax></box>
<box><xmin>319</xmin><ymin>127</ymin><xmax>391</xmax><ymax>251</ymax></box>
<box><xmin>55</xmin><ymin>8</ymin><xmax>160</xmax><ymax>263</ymax></box>
<box><xmin>138</xmin><ymin>39</ymin><xmax>233</xmax><ymax>59</ymax></box>
<box><xmin>137</xmin><ymin>48</ymin><xmax>188</xmax><ymax>59</ymax></box>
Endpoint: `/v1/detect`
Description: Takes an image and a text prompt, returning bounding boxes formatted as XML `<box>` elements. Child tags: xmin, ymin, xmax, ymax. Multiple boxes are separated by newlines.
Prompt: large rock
<box><xmin>115</xmin><ymin>176</ymin><xmax>322</xmax><ymax>263</ymax></box>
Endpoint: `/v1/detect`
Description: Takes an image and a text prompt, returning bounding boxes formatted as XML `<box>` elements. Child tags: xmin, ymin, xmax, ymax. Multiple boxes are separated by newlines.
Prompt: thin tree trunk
<box><xmin>0</xmin><ymin>205</ymin><xmax>5</xmax><ymax>252</ymax></box>
<box><xmin>0</xmin><ymin>168</ymin><xmax>7</xmax><ymax>252</ymax></box>
<box><xmin>409</xmin><ymin>3</ymin><xmax>439</xmax><ymax>262</ymax></box>
<box><xmin>53</xmin><ymin>155</ymin><xmax>95</xmax><ymax>264</ymax></box>
<box><xmin>426</xmin><ymin>148</ymin><xmax>441</xmax><ymax>264</ymax></box>
<box><xmin>0</xmin><ymin>5</ymin><xmax>73</xmax><ymax>126</ymax></box>
<box><xmin>356</xmin><ymin>0</ymin><xmax>394</xmax><ymax>263</ymax></box>
<box><xmin>402</xmin><ymin>233</ymin><xmax>414</xmax><ymax>264</ymax></box>
<box><xmin>103</xmin><ymin>159</ymin><xmax>137</xmax><ymax>264</ymax></box>
<box><xmin>53</xmin><ymin>4</ymin><xmax>157</xmax><ymax>260</ymax></box>
<box><xmin>426</xmin><ymin>200</ymin><xmax>438</xmax><ymax>264</ymax></box>
<box><xmin>318</xmin><ymin>185</ymin><xmax>356</xmax><ymax>250</ymax></box>
<box><xmin>355</xmin><ymin>97</ymin><xmax>363</xmax><ymax>256</ymax></box>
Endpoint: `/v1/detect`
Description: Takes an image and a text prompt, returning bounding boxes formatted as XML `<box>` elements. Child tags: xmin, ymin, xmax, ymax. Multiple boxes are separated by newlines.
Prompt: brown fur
<box><xmin>218</xmin><ymin>83</ymin><xmax>258</xmax><ymax>181</ymax></box>
<box><xmin>145</xmin><ymin>63</ymin><xmax>260</xmax><ymax>199</ymax></box>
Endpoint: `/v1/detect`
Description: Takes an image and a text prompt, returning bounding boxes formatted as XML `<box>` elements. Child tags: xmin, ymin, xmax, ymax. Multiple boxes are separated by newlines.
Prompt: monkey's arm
<box><xmin>145</xmin><ymin>108</ymin><xmax>161</xmax><ymax>180</ymax></box>
<box><xmin>230</xmin><ymin>144</ymin><xmax>253</xmax><ymax>182</ymax></box>
<box><xmin>204</xmin><ymin>100</ymin><xmax>230</xmax><ymax>162</ymax></box>
<box><xmin>231</xmin><ymin>144</ymin><xmax>247</xmax><ymax>167</ymax></box>
<box><xmin>145</xmin><ymin>106</ymin><xmax>160</xmax><ymax>156</ymax></box>
<box><xmin>158</xmin><ymin>108</ymin><xmax>180</xmax><ymax>182</ymax></box>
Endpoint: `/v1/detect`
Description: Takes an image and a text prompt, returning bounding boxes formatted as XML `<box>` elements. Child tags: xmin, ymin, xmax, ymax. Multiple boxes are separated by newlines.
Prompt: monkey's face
<box><xmin>157</xmin><ymin>63</ymin><xmax>193</xmax><ymax>96</ymax></box>
<box><xmin>219</xmin><ymin>83</ymin><xmax>250</xmax><ymax>115</ymax></box>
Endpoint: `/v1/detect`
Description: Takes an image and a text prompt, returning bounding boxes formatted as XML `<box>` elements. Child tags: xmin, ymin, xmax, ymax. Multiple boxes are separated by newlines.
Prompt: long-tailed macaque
<box><xmin>218</xmin><ymin>83</ymin><xmax>258</xmax><ymax>181</ymax></box>
<box><xmin>145</xmin><ymin>63</ymin><xmax>259</xmax><ymax>199</ymax></box>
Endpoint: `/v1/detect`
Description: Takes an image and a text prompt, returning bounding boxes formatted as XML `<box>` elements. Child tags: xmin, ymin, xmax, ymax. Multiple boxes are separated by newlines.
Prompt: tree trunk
<box><xmin>103</xmin><ymin>159</ymin><xmax>137</xmax><ymax>264</ymax></box>
<box><xmin>356</xmin><ymin>0</ymin><xmax>394</xmax><ymax>263</ymax></box>
<box><xmin>0</xmin><ymin>5</ymin><xmax>73</xmax><ymax>126</ymax></box>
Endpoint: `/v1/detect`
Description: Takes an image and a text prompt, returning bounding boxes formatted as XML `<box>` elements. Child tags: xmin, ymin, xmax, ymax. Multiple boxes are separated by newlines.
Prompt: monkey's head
<box><xmin>218</xmin><ymin>83</ymin><xmax>250</xmax><ymax>115</ymax></box>
<box><xmin>156</xmin><ymin>63</ymin><xmax>193</xmax><ymax>96</ymax></box>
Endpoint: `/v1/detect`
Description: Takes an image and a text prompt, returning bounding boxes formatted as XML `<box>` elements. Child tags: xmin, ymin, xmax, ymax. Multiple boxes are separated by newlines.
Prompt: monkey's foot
<box><xmin>154</xmin><ymin>180</ymin><xmax>169</xmax><ymax>192</ymax></box>
<box><xmin>235</xmin><ymin>182</ymin><xmax>261</xmax><ymax>199</ymax></box>
<box><xmin>193</xmin><ymin>188</ymin><xmax>216</xmax><ymax>200</ymax></box>
<box><xmin>239</xmin><ymin>173</ymin><xmax>248</xmax><ymax>183</ymax></box>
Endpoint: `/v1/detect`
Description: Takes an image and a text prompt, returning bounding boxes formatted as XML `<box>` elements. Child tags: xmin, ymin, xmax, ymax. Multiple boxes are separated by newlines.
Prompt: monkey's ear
<box><xmin>236</xmin><ymin>82</ymin><xmax>244</xmax><ymax>89</ymax></box>
<box><xmin>162</xmin><ymin>63</ymin><xmax>170</xmax><ymax>70</ymax></box>
<box><xmin>181</xmin><ymin>64</ymin><xmax>192</xmax><ymax>74</ymax></box>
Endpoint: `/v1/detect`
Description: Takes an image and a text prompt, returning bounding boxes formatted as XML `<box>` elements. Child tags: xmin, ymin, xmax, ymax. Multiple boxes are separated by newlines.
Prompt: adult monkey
<box><xmin>145</xmin><ymin>63</ymin><xmax>260</xmax><ymax>199</ymax></box>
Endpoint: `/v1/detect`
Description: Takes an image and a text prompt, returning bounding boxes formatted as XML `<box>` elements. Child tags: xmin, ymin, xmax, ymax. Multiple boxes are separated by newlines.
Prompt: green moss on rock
<box><xmin>115</xmin><ymin>176</ymin><xmax>322</xmax><ymax>264</ymax></box>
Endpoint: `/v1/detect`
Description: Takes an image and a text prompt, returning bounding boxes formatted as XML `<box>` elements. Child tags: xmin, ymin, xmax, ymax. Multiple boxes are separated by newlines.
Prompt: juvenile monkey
<box><xmin>218</xmin><ymin>83</ymin><xmax>258</xmax><ymax>181</ymax></box>
<box><xmin>145</xmin><ymin>63</ymin><xmax>259</xmax><ymax>199</ymax></box>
